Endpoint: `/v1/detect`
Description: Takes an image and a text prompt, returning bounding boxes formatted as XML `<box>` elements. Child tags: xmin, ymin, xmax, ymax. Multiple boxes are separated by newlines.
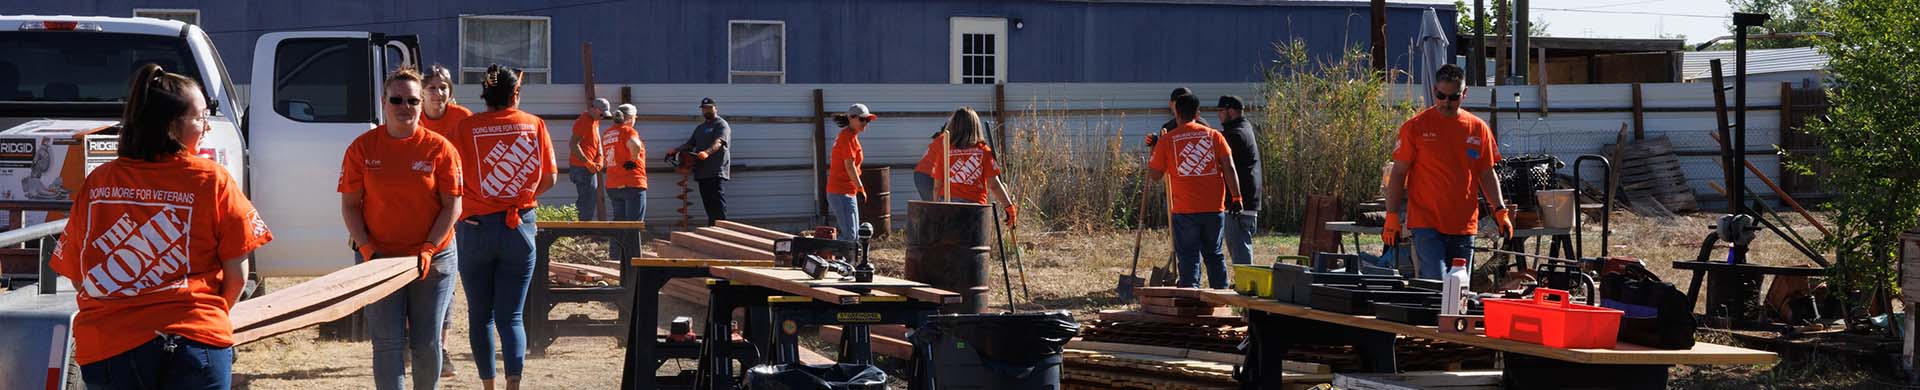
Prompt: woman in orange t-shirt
<box><xmin>826</xmin><ymin>104</ymin><xmax>876</xmax><ymax>241</ymax></box>
<box><xmin>339</xmin><ymin>67</ymin><xmax>464</xmax><ymax>390</ymax></box>
<box><xmin>419</xmin><ymin>65</ymin><xmax>473</xmax><ymax>140</ymax></box>
<box><xmin>50</xmin><ymin>64</ymin><xmax>273</xmax><ymax>389</ymax></box>
<box><xmin>450</xmin><ymin>65</ymin><xmax>558</xmax><ymax>390</ymax></box>
<box><xmin>927</xmin><ymin>108</ymin><xmax>1018</xmax><ymax>226</ymax></box>
<box><xmin>602</xmin><ymin>104</ymin><xmax>648</xmax><ymax>221</ymax></box>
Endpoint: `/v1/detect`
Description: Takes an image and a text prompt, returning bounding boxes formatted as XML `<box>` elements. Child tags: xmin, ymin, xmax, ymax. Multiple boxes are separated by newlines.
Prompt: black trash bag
<box><xmin>745</xmin><ymin>363</ymin><xmax>888</xmax><ymax>390</ymax></box>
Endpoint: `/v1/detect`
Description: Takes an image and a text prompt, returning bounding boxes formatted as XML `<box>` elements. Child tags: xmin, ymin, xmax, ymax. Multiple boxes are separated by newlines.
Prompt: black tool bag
<box><xmin>1599</xmin><ymin>264</ymin><xmax>1697</xmax><ymax>349</ymax></box>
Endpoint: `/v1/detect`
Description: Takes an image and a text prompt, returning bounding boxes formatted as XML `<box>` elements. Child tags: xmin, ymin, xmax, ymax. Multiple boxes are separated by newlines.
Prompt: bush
<box><xmin>537</xmin><ymin>204</ymin><xmax>579</xmax><ymax>222</ymax></box>
<box><xmin>1000</xmin><ymin>103</ymin><xmax>1153</xmax><ymax>231</ymax></box>
<box><xmin>1254</xmin><ymin>40</ymin><xmax>1423</xmax><ymax>232</ymax></box>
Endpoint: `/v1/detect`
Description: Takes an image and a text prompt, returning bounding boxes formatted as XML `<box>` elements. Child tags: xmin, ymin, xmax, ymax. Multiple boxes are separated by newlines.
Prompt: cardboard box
<box><xmin>0</xmin><ymin>119</ymin><xmax>117</xmax><ymax>227</ymax></box>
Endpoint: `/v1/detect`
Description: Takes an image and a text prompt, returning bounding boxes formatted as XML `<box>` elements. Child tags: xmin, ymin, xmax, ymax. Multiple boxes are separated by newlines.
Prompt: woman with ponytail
<box><xmin>449</xmin><ymin>64</ymin><xmax>557</xmax><ymax>390</ymax></box>
<box><xmin>49</xmin><ymin>64</ymin><xmax>274</xmax><ymax>389</ymax></box>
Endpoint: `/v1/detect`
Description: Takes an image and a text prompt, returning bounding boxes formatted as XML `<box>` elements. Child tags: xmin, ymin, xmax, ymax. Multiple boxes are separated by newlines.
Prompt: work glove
<box><xmin>623</xmin><ymin>160</ymin><xmax>638</xmax><ymax>171</ymax></box>
<box><xmin>1144</xmin><ymin>134</ymin><xmax>1160</xmax><ymax>148</ymax></box>
<box><xmin>1382</xmin><ymin>213</ymin><xmax>1402</xmax><ymax>246</ymax></box>
<box><xmin>356</xmin><ymin>242</ymin><xmax>377</xmax><ymax>262</ymax></box>
<box><xmin>1492</xmin><ymin>207</ymin><xmax>1514</xmax><ymax>239</ymax></box>
<box><xmin>695</xmin><ymin>151</ymin><xmax>710</xmax><ymax>160</ymax></box>
<box><xmin>1227</xmin><ymin>196</ymin><xmax>1244</xmax><ymax>213</ymax></box>
<box><xmin>413</xmin><ymin>243</ymin><xmax>436</xmax><ymax>281</ymax></box>
<box><xmin>1004</xmin><ymin>204</ymin><xmax>1018</xmax><ymax>228</ymax></box>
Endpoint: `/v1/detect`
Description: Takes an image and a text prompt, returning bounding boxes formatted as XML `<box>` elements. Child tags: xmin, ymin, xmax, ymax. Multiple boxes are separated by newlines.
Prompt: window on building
<box><xmin>134</xmin><ymin>9</ymin><xmax>200</xmax><ymax>26</ymax></box>
<box><xmin>950</xmin><ymin>17</ymin><xmax>1007</xmax><ymax>84</ymax></box>
<box><xmin>729</xmin><ymin>21</ymin><xmax>785</xmax><ymax>84</ymax></box>
<box><xmin>460</xmin><ymin>16</ymin><xmax>550</xmax><ymax>84</ymax></box>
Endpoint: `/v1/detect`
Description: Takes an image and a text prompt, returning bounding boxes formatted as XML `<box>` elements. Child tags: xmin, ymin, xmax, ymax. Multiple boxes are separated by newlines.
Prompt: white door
<box><xmin>950</xmin><ymin>17</ymin><xmax>1007</xmax><ymax>84</ymax></box>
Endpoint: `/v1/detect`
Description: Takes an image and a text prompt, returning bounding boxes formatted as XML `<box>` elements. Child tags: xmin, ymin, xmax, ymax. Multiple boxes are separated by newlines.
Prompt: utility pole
<box><xmin>1472</xmin><ymin>0</ymin><xmax>1486</xmax><ymax>85</ymax></box>
<box><xmin>1511</xmin><ymin>0</ymin><xmax>1530</xmax><ymax>85</ymax></box>
<box><xmin>1371</xmin><ymin>0</ymin><xmax>1388</xmax><ymax>75</ymax></box>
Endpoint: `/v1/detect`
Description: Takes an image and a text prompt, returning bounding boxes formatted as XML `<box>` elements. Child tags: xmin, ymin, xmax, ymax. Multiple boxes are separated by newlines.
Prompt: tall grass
<box><xmin>1000</xmin><ymin>102</ymin><xmax>1153</xmax><ymax>232</ymax></box>
<box><xmin>1255</xmin><ymin>40</ymin><xmax>1424</xmax><ymax>232</ymax></box>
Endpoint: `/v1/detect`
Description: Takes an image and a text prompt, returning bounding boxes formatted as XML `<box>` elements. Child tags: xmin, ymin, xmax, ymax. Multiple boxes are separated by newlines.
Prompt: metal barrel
<box><xmin>859</xmin><ymin>166</ymin><xmax>892</xmax><ymax>238</ymax></box>
<box><xmin>906</xmin><ymin>200</ymin><xmax>991</xmax><ymax>314</ymax></box>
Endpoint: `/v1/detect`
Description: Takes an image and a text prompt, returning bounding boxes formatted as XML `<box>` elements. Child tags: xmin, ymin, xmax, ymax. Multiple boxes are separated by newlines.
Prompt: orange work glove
<box><xmin>1144</xmin><ymin>134</ymin><xmax>1160</xmax><ymax>148</ymax></box>
<box><xmin>356</xmin><ymin>243</ymin><xmax>377</xmax><ymax>262</ymax></box>
<box><xmin>413</xmin><ymin>243</ymin><xmax>438</xmax><ymax>280</ymax></box>
<box><xmin>695</xmin><ymin>151</ymin><xmax>710</xmax><ymax>160</ymax></box>
<box><xmin>1382</xmin><ymin>213</ymin><xmax>1402</xmax><ymax>246</ymax></box>
<box><xmin>1004</xmin><ymin>204</ymin><xmax>1018</xmax><ymax>228</ymax></box>
<box><xmin>1492</xmin><ymin>208</ymin><xmax>1514</xmax><ymax>238</ymax></box>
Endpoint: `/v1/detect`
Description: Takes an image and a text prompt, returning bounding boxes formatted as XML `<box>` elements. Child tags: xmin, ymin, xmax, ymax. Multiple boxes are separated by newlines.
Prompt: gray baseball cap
<box><xmin>591</xmin><ymin>98</ymin><xmax>613</xmax><ymax>119</ymax></box>
<box><xmin>614</xmin><ymin>103</ymin><xmax>638</xmax><ymax>121</ymax></box>
<box><xmin>847</xmin><ymin>103</ymin><xmax>877</xmax><ymax>121</ymax></box>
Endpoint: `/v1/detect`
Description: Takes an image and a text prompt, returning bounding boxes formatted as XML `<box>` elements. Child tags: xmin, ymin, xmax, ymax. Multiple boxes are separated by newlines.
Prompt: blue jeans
<box><xmin>569</xmin><ymin>167</ymin><xmax>599</xmax><ymax>221</ymax></box>
<box><xmin>914</xmin><ymin>172</ymin><xmax>936</xmax><ymax>201</ymax></box>
<box><xmin>81</xmin><ymin>334</ymin><xmax>232</xmax><ymax>390</ymax></box>
<box><xmin>1173</xmin><ymin>212</ymin><xmax>1228</xmax><ymax>289</ymax></box>
<box><xmin>456</xmin><ymin>209</ymin><xmax>537</xmax><ymax>380</ymax></box>
<box><xmin>1224</xmin><ymin>212</ymin><xmax>1257</xmax><ymax>265</ymax></box>
<box><xmin>361</xmin><ymin>246</ymin><xmax>457</xmax><ymax>390</ymax></box>
<box><xmin>608</xmin><ymin>187</ymin><xmax>646</xmax><ymax>221</ymax></box>
<box><xmin>828</xmin><ymin>193</ymin><xmax>859</xmax><ymax>242</ymax></box>
<box><xmin>1411</xmin><ymin>228</ymin><xmax>1474</xmax><ymax>280</ymax></box>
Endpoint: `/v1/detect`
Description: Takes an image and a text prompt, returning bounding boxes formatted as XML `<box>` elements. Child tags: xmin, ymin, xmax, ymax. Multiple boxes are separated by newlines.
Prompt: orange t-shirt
<box><xmin>338</xmin><ymin>125</ymin><xmax>463</xmax><ymax>252</ymax></box>
<box><xmin>931</xmin><ymin>143</ymin><xmax>1001</xmax><ymax>204</ymax></box>
<box><xmin>914</xmin><ymin>136</ymin><xmax>942</xmax><ymax>175</ymax></box>
<box><xmin>420</xmin><ymin>103</ymin><xmax>473</xmax><ymax>140</ymax></box>
<box><xmin>452</xmin><ymin>108</ymin><xmax>557</xmax><ymax>223</ymax></box>
<box><xmin>1391</xmin><ymin>107</ymin><xmax>1500</xmax><ymax>235</ymax></box>
<box><xmin>1148</xmin><ymin>121</ymin><xmax>1234</xmax><ymax>214</ymax></box>
<box><xmin>602</xmin><ymin>123</ymin><xmax>647</xmax><ymax>189</ymax></box>
<box><xmin>50</xmin><ymin>154</ymin><xmax>273</xmax><ymax>365</ymax></box>
<box><xmin>826</xmin><ymin>128</ymin><xmax>864</xmax><ymax>196</ymax></box>
<box><xmin>568</xmin><ymin>112</ymin><xmax>603</xmax><ymax>171</ymax></box>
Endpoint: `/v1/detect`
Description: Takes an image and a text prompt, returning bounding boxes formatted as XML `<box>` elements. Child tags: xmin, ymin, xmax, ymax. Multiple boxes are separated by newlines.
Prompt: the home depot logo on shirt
<box><xmin>947</xmin><ymin>150</ymin><xmax>985</xmax><ymax>185</ymax></box>
<box><xmin>79</xmin><ymin>198</ymin><xmax>194</xmax><ymax>299</ymax></box>
<box><xmin>411</xmin><ymin>161</ymin><xmax>433</xmax><ymax>173</ymax></box>
<box><xmin>472</xmin><ymin>124</ymin><xmax>541</xmax><ymax>198</ymax></box>
<box><xmin>1172</xmin><ymin>132</ymin><xmax>1219</xmax><ymax>177</ymax></box>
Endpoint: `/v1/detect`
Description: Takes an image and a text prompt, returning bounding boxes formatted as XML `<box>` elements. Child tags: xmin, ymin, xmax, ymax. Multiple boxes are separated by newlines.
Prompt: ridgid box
<box><xmin>0</xmin><ymin>119</ymin><xmax>118</xmax><ymax>227</ymax></box>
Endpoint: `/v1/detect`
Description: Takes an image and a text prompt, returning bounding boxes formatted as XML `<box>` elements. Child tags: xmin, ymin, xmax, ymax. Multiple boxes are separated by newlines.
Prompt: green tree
<box><xmin>1794</xmin><ymin>0</ymin><xmax>1920</xmax><ymax>305</ymax></box>
<box><xmin>1454</xmin><ymin>0</ymin><xmax>1551</xmax><ymax>37</ymax></box>
<box><xmin>1722</xmin><ymin>0</ymin><xmax>1830</xmax><ymax>49</ymax></box>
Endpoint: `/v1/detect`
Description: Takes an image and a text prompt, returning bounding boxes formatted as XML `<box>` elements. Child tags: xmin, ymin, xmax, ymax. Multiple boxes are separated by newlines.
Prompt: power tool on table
<box><xmin>775</xmin><ymin>223</ymin><xmax>875</xmax><ymax>282</ymax></box>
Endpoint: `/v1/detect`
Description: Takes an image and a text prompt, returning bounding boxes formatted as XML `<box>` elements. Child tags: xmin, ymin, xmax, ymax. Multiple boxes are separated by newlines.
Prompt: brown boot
<box><xmin>505</xmin><ymin>375</ymin><xmax>522</xmax><ymax>390</ymax></box>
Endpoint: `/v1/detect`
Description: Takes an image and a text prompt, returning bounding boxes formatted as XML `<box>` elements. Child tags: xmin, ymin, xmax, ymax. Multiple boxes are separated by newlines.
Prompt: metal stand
<box><xmin>530</xmin><ymin>223</ymin><xmax>645</xmax><ymax>355</ymax></box>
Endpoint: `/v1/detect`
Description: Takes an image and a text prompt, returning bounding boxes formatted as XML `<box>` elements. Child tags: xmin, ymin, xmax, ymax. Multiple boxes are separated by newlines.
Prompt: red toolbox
<box><xmin>1484</xmin><ymin>288</ymin><xmax>1625</xmax><ymax>349</ymax></box>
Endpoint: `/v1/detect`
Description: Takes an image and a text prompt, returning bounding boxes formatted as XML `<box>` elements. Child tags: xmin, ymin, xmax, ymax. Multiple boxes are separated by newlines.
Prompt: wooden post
<box><xmin>1631</xmin><ymin>83</ymin><xmax>1645</xmax><ymax>140</ymax></box>
<box><xmin>813</xmin><ymin>89</ymin><xmax>829</xmax><ymax>222</ymax></box>
<box><xmin>994</xmin><ymin>83</ymin><xmax>1008</xmax><ymax>153</ymax></box>
<box><xmin>1371</xmin><ymin>0</ymin><xmax>1387</xmax><ymax>75</ymax></box>
<box><xmin>620</xmin><ymin>86</ymin><xmax>632</xmax><ymax>105</ymax></box>
<box><xmin>581</xmin><ymin>42</ymin><xmax>608</xmax><ymax>221</ymax></box>
<box><xmin>1536</xmin><ymin>83</ymin><xmax>1549</xmax><ymax>118</ymax></box>
<box><xmin>1779</xmin><ymin>82</ymin><xmax>1794</xmax><ymax>140</ymax></box>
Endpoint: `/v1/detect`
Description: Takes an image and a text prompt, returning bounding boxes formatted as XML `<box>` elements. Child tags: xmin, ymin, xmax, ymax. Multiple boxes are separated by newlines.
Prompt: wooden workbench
<box><xmin>709</xmin><ymin>266</ymin><xmax>961</xmax><ymax>305</ymax></box>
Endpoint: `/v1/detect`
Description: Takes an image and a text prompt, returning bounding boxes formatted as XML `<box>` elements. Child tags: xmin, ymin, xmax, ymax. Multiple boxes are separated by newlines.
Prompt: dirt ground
<box><xmin>233</xmin><ymin>211</ymin><xmax>1886</xmax><ymax>389</ymax></box>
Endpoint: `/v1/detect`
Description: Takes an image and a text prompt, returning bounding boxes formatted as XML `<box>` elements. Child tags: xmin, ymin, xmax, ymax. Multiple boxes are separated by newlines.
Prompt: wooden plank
<box><xmin>232</xmin><ymin>258</ymin><xmax>419</xmax><ymax>344</ymax></box>
<box><xmin>648</xmin><ymin>241</ymin><xmax>716</xmax><ymax>259</ymax></box>
<box><xmin>1334</xmin><ymin>371</ymin><xmax>1503</xmax><ymax>390</ymax></box>
<box><xmin>1065</xmin><ymin>341</ymin><xmax>1330</xmax><ymax>375</ymax></box>
<box><xmin>630</xmin><ymin>257</ymin><xmax>774</xmax><ymax>268</ymax></box>
<box><xmin>875</xmin><ymin>286</ymin><xmax>964</xmax><ymax>305</ymax></box>
<box><xmin>549</xmin><ymin>262</ymin><xmax>620</xmax><ymax>279</ymax></box>
<box><xmin>1141</xmin><ymin>296</ymin><xmax>1211</xmax><ymax>308</ymax></box>
<box><xmin>1143</xmin><ymin>305</ymin><xmax>1233</xmax><ymax>317</ymax></box>
<box><xmin>695</xmin><ymin>226</ymin><xmax>777</xmax><ymax>252</ymax></box>
<box><xmin>539</xmin><ymin>220</ymin><xmax>647</xmax><ymax>230</ymax></box>
<box><xmin>1196</xmin><ymin>290</ymin><xmax>1778</xmax><ymax>366</ymax></box>
<box><xmin>1135</xmin><ymin>287</ymin><xmax>1208</xmax><ymax>300</ymax></box>
<box><xmin>716</xmin><ymin>220</ymin><xmax>795</xmax><ymax>240</ymax></box>
<box><xmin>662</xmin><ymin>278</ymin><xmax>711</xmax><ymax>306</ymax></box>
<box><xmin>1097</xmin><ymin>309</ymin><xmax>1246</xmax><ymax>327</ymax></box>
<box><xmin>819</xmin><ymin>325</ymin><xmax>915</xmax><ymax>360</ymax></box>
<box><xmin>710</xmin><ymin>266</ymin><xmax>866</xmax><ymax>305</ymax></box>
<box><xmin>230</xmin><ymin>257</ymin><xmax>414</xmax><ymax>328</ymax></box>
<box><xmin>670</xmin><ymin>231</ymin><xmax>775</xmax><ymax>260</ymax></box>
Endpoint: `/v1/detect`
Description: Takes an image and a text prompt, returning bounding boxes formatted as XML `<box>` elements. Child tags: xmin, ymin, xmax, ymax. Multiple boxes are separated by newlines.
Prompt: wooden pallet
<box><xmin>1603</xmin><ymin>136</ymin><xmax>1697</xmax><ymax>212</ymax></box>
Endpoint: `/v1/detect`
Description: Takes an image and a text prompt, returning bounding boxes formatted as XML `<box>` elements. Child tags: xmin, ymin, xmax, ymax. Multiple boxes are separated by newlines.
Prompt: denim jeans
<box><xmin>828</xmin><ymin>193</ymin><xmax>860</xmax><ymax>242</ymax></box>
<box><xmin>1172</xmin><ymin>212</ymin><xmax>1228</xmax><ymax>289</ymax></box>
<box><xmin>81</xmin><ymin>334</ymin><xmax>231</xmax><ymax>390</ymax></box>
<box><xmin>361</xmin><ymin>246</ymin><xmax>457</xmax><ymax>390</ymax></box>
<box><xmin>608</xmin><ymin>187</ymin><xmax>646</xmax><ymax>222</ymax></box>
<box><xmin>568</xmin><ymin>167</ymin><xmax>599</xmax><ymax>221</ymax></box>
<box><xmin>456</xmin><ymin>209</ymin><xmax>537</xmax><ymax>380</ymax></box>
<box><xmin>913</xmin><ymin>172</ymin><xmax>936</xmax><ymax>201</ymax></box>
<box><xmin>697</xmin><ymin>178</ymin><xmax>728</xmax><ymax>224</ymax></box>
<box><xmin>1410</xmin><ymin>228</ymin><xmax>1474</xmax><ymax>280</ymax></box>
<box><xmin>1224</xmin><ymin>212</ymin><xmax>1257</xmax><ymax>265</ymax></box>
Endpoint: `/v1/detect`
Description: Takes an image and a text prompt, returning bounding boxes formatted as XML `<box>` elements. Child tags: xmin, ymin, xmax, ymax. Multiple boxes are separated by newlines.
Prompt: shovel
<box><xmin>1147</xmin><ymin>177</ymin><xmax>1178</xmax><ymax>287</ymax></box>
<box><xmin>1117</xmin><ymin>154</ymin><xmax>1154</xmax><ymax>302</ymax></box>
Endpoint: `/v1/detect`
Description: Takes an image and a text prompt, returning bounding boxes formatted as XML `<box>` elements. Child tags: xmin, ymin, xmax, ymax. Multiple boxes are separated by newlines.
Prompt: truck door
<box><xmin>247</xmin><ymin>32</ymin><xmax>413</xmax><ymax>276</ymax></box>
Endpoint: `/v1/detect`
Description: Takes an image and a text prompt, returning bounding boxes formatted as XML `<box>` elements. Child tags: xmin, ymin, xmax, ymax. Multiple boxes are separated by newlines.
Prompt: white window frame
<box><xmin>133</xmin><ymin>8</ymin><xmax>200</xmax><ymax>26</ymax></box>
<box><xmin>457</xmin><ymin>15</ymin><xmax>553</xmax><ymax>84</ymax></box>
<box><xmin>728</xmin><ymin>20</ymin><xmax>787</xmax><ymax>84</ymax></box>
<box><xmin>950</xmin><ymin>17</ymin><xmax>1008</xmax><ymax>84</ymax></box>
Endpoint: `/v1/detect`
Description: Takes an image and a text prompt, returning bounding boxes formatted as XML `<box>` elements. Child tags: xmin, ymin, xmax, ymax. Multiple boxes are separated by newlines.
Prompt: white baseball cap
<box><xmin>847</xmin><ymin>103</ymin><xmax>878</xmax><ymax>121</ymax></box>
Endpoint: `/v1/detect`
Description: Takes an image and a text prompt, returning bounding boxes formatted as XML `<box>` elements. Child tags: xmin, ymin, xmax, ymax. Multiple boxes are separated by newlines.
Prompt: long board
<box><xmin>231</xmin><ymin>257</ymin><xmax>419</xmax><ymax>344</ymax></box>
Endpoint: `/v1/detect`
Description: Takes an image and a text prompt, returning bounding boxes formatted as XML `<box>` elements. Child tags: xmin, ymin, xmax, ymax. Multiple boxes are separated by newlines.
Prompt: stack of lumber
<box><xmin>1602</xmin><ymin>136</ymin><xmax>1697</xmax><ymax>213</ymax></box>
<box><xmin>1080</xmin><ymin>320</ymin><xmax>1245</xmax><ymax>353</ymax></box>
<box><xmin>640</xmin><ymin>220</ymin><xmax>789</xmax><ymax>305</ymax></box>
<box><xmin>231</xmin><ymin>257</ymin><xmax>419</xmax><ymax>345</ymax></box>
<box><xmin>1061</xmin><ymin>342</ymin><xmax>1331</xmax><ymax>390</ymax></box>
<box><xmin>1135</xmin><ymin>287</ymin><xmax>1233</xmax><ymax>318</ymax></box>
<box><xmin>1080</xmin><ymin>320</ymin><xmax>1495</xmax><ymax>372</ymax></box>
<box><xmin>548</xmin><ymin>261</ymin><xmax>619</xmax><ymax>287</ymax></box>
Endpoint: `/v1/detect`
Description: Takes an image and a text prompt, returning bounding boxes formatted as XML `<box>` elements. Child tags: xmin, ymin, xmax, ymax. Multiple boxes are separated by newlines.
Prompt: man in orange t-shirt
<box><xmin>568</xmin><ymin>98</ymin><xmax>609</xmax><ymax>220</ymax></box>
<box><xmin>1147</xmin><ymin>93</ymin><xmax>1243</xmax><ymax>289</ymax></box>
<box><xmin>602</xmin><ymin>104</ymin><xmax>648</xmax><ymax>221</ymax></box>
<box><xmin>1383</xmin><ymin>64</ymin><xmax>1511</xmax><ymax>280</ymax></box>
<box><xmin>826</xmin><ymin>104</ymin><xmax>875</xmax><ymax>241</ymax></box>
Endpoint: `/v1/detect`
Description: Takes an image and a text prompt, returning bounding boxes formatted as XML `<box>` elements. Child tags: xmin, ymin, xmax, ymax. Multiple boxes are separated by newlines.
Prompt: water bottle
<box><xmin>1442</xmin><ymin>258</ymin><xmax>1470</xmax><ymax>315</ymax></box>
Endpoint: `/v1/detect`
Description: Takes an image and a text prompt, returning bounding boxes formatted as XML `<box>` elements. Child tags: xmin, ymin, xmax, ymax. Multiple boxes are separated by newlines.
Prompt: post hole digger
<box><xmin>665</xmin><ymin>149</ymin><xmax>696</xmax><ymax>231</ymax></box>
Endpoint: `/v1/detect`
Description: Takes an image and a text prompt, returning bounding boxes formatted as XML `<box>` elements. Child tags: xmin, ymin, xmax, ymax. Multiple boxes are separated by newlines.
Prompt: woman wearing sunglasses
<box><xmin>826</xmin><ymin>103</ymin><xmax>876</xmax><ymax>241</ymax></box>
<box><xmin>338</xmin><ymin>67</ymin><xmax>464</xmax><ymax>390</ymax></box>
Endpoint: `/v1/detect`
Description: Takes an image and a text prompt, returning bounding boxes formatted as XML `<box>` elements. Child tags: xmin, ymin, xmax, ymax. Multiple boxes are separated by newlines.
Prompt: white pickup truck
<box><xmin>0</xmin><ymin>15</ymin><xmax>418</xmax><ymax>388</ymax></box>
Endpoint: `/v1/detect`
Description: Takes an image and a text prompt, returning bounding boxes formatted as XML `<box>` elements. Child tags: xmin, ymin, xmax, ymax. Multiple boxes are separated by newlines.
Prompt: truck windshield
<box><xmin>0</xmin><ymin>31</ymin><xmax>201</xmax><ymax>103</ymax></box>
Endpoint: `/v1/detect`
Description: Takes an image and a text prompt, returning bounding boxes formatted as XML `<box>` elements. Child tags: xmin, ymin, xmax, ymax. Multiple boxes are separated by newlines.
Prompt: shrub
<box><xmin>1254</xmin><ymin>39</ymin><xmax>1423</xmax><ymax>232</ymax></box>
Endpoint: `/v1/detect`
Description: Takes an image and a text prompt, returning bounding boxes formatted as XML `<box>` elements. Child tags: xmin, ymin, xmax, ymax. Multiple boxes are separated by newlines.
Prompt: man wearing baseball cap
<box><xmin>673</xmin><ymin>97</ymin><xmax>732</xmax><ymax>224</ymax></box>
<box><xmin>568</xmin><ymin>98</ymin><xmax>610</xmax><ymax>220</ymax></box>
<box><xmin>826</xmin><ymin>103</ymin><xmax>878</xmax><ymax>241</ymax></box>
<box><xmin>1216</xmin><ymin>95</ymin><xmax>1262</xmax><ymax>265</ymax></box>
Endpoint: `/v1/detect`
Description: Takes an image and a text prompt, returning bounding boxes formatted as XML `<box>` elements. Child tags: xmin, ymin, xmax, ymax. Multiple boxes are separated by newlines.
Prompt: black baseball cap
<box><xmin>699</xmin><ymin>97</ymin><xmax>716</xmax><ymax>107</ymax></box>
<box><xmin>1218</xmin><ymin>95</ymin><xmax>1244</xmax><ymax>110</ymax></box>
<box><xmin>1170</xmin><ymin>87</ymin><xmax>1193</xmax><ymax>101</ymax></box>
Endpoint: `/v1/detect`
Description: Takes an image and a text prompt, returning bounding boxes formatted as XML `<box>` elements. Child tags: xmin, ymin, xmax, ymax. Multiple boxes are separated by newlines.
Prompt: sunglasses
<box><xmin>1434</xmin><ymin>91</ymin><xmax>1464</xmax><ymax>101</ymax></box>
<box><xmin>387</xmin><ymin>96</ymin><xmax>422</xmax><ymax>106</ymax></box>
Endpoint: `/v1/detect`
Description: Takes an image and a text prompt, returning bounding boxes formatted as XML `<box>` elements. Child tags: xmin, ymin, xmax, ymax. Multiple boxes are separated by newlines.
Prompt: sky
<box><xmin>1401</xmin><ymin>0</ymin><xmax>1740</xmax><ymax>44</ymax></box>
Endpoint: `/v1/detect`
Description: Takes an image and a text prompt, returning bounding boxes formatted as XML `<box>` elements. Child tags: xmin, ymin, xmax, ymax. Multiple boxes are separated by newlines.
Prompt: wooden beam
<box><xmin>540</xmin><ymin>220</ymin><xmax>646</xmax><ymax>230</ymax></box>
<box><xmin>630</xmin><ymin>257</ymin><xmax>773</xmax><ymax>268</ymax></box>
<box><xmin>1135</xmin><ymin>287</ymin><xmax>1209</xmax><ymax>300</ymax></box>
<box><xmin>648</xmin><ymin>240</ymin><xmax>716</xmax><ymax>259</ymax></box>
<box><xmin>1065</xmin><ymin>340</ymin><xmax>1330</xmax><ymax>374</ymax></box>
<box><xmin>1096</xmin><ymin>309</ymin><xmax>1245</xmax><ymax>327</ymax></box>
<box><xmin>1631</xmin><ymin>83</ymin><xmax>1646</xmax><ymax>140</ymax></box>
<box><xmin>670</xmin><ymin>231</ymin><xmax>774</xmax><ymax>260</ymax></box>
<box><xmin>710</xmin><ymin>266</ymin><xmax>951</xmax><ymax>305</ymax></box>
<box><xmin>232</xmin><ymin>257</ymin><xmax>419</xmax><ymax>344</ymax></box>
<box><xmin>695</xmin><ymin>226</ymin><xmax>775</xmax><ymax>252</ymax></box>
<box><xmin>717</xmin><ymin>220</ymin><xmax>794</xmax><ymax>240</ymax></box>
